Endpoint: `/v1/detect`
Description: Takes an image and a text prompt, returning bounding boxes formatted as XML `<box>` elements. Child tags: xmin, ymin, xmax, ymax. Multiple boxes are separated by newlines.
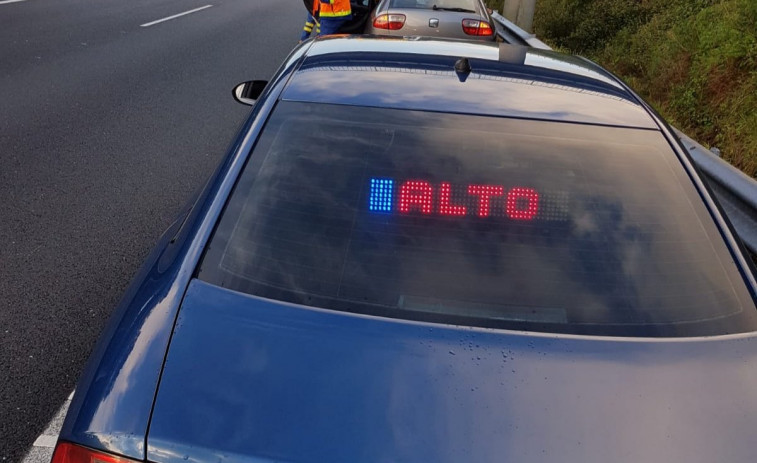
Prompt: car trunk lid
<box><xmin>147</xmin><ymin>279</ymin><xmax>757</xmax><ymax>462</ymax></box>
<box><xmin>384</xmin><ymin>8</ymin><xmax>491</xmax><ymax>40</ymax></box>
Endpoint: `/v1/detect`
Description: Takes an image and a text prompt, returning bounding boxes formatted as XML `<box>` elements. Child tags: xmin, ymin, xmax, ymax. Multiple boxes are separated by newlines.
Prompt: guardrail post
<box><xmin>503</xmin><ymin>0</ymin><xmax>536</xmax><ymax>33</ymax></box>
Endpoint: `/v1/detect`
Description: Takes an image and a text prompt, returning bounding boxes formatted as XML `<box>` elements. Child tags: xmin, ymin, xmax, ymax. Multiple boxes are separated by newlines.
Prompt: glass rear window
<box><xmin>198</xmin><ymin>102</ymin><xmax>757</xmax><ymax>337</ymax></box>
<box><xmin>389</xmin><ymin>0</ymin><xmax>478</xmax><ymax>11</ymax></box>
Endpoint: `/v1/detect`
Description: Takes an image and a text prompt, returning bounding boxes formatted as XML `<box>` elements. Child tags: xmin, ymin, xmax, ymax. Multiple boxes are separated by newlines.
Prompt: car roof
<box><xmin>282</xmin><ymin>36</ymin><xmax>658</xmax><ymax>129</ymax></box>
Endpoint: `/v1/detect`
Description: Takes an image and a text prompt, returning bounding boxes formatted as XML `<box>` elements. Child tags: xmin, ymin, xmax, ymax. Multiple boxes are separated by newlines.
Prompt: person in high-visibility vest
<box><xmin>317</xmin><ymin>0</ymin><xmax>351</xmax><ymax>36</ymax></box>
<box><xmin>300</xmin><ymin>12</ymin><xmax>320</xmax><ymax>42</ymax></box>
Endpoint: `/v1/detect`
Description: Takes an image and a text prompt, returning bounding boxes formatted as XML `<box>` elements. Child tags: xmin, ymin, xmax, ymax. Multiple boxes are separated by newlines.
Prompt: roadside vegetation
<box><xmin>488</xmin><ymin>0</ymin><xmax>757</xmax><ymax>176</ymax></box>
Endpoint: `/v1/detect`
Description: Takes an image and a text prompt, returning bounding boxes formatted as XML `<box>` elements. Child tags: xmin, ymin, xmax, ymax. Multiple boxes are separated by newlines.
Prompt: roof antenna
<box><xmin>454</xmin><ymin>57</ymin><xmax>471</xmax><ymax>82</ymax></box>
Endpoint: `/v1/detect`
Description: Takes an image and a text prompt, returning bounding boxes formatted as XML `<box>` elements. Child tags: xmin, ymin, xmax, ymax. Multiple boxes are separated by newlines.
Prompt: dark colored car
<box><xmin>53</xmin><ymin>37</ymin><xmax>757</xmax><ymax>463</ymax></box>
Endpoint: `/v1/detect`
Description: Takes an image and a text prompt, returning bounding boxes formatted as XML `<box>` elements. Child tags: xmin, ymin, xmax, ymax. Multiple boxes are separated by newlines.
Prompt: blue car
<box><xmin>53</xmin><ymin>36</ymin><xmax>757</xmax><ymax>463</ymax></box>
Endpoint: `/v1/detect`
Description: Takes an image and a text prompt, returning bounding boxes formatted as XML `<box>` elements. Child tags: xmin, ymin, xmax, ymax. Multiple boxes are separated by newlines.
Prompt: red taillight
<box><xmin>373</xmin><ymin>13</ymin><xmax>406</xmax><ymax>30</ymax></box>
<box><xmin>51</xmin><ymin>443</ymin><xmax>138</xmax><ymax>463</ymax></box>
<box><xmin>462</xmin><ymin>18</ymin><xmax>493</xmax><ymax>36</ymax></box>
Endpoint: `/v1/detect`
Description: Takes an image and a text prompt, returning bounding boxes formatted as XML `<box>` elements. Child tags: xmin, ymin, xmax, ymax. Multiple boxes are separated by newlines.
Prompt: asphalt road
<box><xmin>0</xmin><ymin>0</ymin><xmax>303</xmax><ymax>460</ymax></box>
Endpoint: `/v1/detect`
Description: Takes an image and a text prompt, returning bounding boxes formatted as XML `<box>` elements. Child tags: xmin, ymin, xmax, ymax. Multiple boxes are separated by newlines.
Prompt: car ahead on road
<box><xmin>301</xmin><ymin>0</ymin><xmax>494</xmax><ymax>40</ymax></box>
<box><xmin>53</xmin><ymin>36</ymin><xmax>757</xmax><ymax>463</ymax></box>
<box><xmin>364</xmin><ymin>0</ymin><xmax>495</xmax><ymax>40</ymax></box>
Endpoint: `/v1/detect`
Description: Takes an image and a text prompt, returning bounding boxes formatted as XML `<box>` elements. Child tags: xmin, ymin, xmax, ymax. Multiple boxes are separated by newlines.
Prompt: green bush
<box><xmin>491</xmin><ymin>0</ymin><xmax>757</xmax><ymax>175</ymax></box>
<box><xmin>536</xmin><ymin>0</ymin><xmax>654</xmax><ymax>53</ymax></box>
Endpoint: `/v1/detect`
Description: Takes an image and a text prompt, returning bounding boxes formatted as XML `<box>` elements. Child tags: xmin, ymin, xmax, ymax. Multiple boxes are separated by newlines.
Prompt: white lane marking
<box><xmin>0</xmin><ymin>0</ymin><xmax>28</xmax><ymax>4</ymax></box>
<box><xmin>21</xmin><ymin>391</ymin><xmax>74</xmax><ymax>463</ymax></box>
<box><xmin>32</xmin><ymin>435</ymin><xmax>57</xmax><ymax>448</ymax></box>
<box><xmin>140</xmin><ymin>4</ymin><xmax>213</xmax><ymax>28</ymax></box>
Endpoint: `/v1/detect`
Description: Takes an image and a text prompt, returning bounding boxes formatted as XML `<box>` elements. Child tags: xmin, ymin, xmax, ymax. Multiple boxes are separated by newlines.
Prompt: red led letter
<box><xmin>506</xmin><ymin>187</ymin><xmax>539</xmax><ymax>220</ymax></box>
<box><xmin>438</xmin><ymin>183</ymin><xmax>467</xmax><ymax>216</ymax></box>
<box><xmin>468</xmin><ymin>185</ymin><xmax>504</xmax><ymax>217</ymax></box>
<box><xmin>399</xmin><ymin>180</ymin><xmax>433</xmax><ymax>214</ymax></box>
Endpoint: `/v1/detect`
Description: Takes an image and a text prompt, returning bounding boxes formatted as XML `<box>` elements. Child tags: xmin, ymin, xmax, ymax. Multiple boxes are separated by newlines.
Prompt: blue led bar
<box><xmin>369</xmin><ymin>178</ymin><xmax>394</xmax><ymax>213</ymax></box>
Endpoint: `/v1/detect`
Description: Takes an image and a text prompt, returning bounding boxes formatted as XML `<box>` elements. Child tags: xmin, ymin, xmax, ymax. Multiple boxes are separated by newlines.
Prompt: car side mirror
<box><xmin>232</xmin><ymin>80</ymin><xmax>268</xmax><ymax>106</ymax></box>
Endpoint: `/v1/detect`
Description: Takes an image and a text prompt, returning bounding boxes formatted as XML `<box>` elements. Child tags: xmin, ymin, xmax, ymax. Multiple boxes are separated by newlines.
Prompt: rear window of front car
<box><xmin>389</xmin><ymin>0</ymin><xmax>479</xmax><ymax>10</ymax></box>
<box><xmin>197</xmin><ymin>102</ymin><xmax>757</xmax><ymax>337</ymax></box>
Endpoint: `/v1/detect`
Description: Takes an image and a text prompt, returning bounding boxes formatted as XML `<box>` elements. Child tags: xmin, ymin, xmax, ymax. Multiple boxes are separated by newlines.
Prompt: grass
<box><xmin>486</xmin><ymin>0</ymin><xmax>757</xmax><ymax>176</ymax></box>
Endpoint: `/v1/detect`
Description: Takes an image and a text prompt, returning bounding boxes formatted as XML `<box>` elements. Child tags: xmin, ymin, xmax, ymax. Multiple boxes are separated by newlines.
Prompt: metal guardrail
<box><xmin>491</xmin><ymin>13</ymin><xmax>757</xmax><ymax>253</ymax></box>
<box><xmin>675</xmin><ymin>131</ymin><xmax>757</xmax><ymax>253</ymax></box>
<box><xmin>491</xmin><ymin>12</ymin><xmax>550</xmax><ymax>50</ymax></box>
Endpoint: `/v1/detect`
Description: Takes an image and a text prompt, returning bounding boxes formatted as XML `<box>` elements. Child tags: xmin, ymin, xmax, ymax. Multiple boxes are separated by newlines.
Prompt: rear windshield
<box><xmin>389</xmin><ymin>0</ymin><xmax>479</xmax><ymax>11</ymax></box>
<box><xmin>198</xmin><ymin>102</ymin><xmax>757</xmax><ymax>337</ymax></box>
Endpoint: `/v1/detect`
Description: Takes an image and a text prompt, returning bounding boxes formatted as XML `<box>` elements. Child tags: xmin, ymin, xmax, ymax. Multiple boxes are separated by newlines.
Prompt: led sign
<box><xmin>369</xmin><ymin>178</ymin><xmax>567</xmax><ymax>221</ymax></box>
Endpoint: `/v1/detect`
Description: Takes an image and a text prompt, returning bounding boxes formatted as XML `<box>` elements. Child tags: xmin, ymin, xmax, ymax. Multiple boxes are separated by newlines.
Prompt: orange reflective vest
<box><xmin>319</xmin><ymin>0</ymin><xmax>351</xmax><ymax>18</ymax></box>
